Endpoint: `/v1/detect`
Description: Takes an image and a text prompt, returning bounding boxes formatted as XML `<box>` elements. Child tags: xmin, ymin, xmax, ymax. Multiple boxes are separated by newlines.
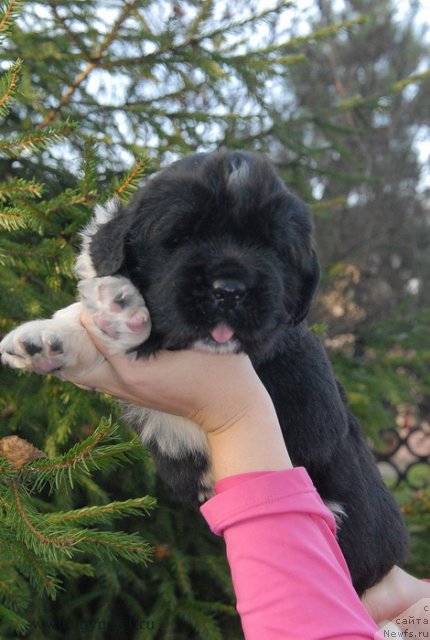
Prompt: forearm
<box><xmin>201</xmin><ymin>469</ymin><xmax>378</xmax><ymax>640</ymax></box>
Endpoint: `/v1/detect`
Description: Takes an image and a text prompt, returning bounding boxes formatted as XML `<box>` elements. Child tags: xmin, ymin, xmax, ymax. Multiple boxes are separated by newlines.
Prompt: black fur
<box><xmin>89</xmin><ymin>149</ymin><xmax>409</xmax><ymax>594</ymax></box>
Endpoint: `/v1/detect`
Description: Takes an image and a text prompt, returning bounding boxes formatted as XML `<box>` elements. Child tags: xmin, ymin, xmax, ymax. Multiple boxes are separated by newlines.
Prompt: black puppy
<box><xmin>0</xmin><ymin>149</ymin><xmax>409</xmax><ymax>594</ymax></box>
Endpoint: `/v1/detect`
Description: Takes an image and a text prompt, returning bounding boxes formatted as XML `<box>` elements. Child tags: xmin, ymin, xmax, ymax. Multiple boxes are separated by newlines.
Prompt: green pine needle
<box><xmin>0</xmin><ymin>58</ymin><xmax>22</xmax><ymax>120</ymax></box>
<box><xmin>0</xmin><ymin>177</ymin><xmax>43</xmax><ymax>202</ymax></box>
<box><xmin>0</xmin><ymin>207</ymin><xmax>32</xmax><ymax>231</ymax></box>
<box><xmin>0</xmin><ymin>602</ymin><xmax>29</xmax><ymax>634</ymax></box>
<box><xmin>29</xmin><ymin>418</ymin><xmax>144</xmax><ymax>492</ymax></box>
<box><xmin>111</xmin><ymin>155</ymin><xmax>152</xmax><ymax>203</ymax></box>
<box><xmin>0</xmin><ymin>0</ymin><xmax>24</xmax><ymax>36</ymax></box>
<box><xmin>45</xmin><ymin>496</ymin><xmax>157</xmax><ymax>526</ymax></box>
<box><xmin>0</xmin><ymin>122</ymin><xmax>77</xmax><ymax>157</ymax></box>
<box><xmin>0</xmin><ymin>419</ymin><xmax>155</xmax><ymax>598</ymax></box>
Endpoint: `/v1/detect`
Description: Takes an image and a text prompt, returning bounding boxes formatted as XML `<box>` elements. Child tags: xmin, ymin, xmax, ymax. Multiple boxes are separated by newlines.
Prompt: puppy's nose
<box><xmin>212</xmin><ymin>278</ymin><xmax>247</xmax><ymax>305</ymax></box>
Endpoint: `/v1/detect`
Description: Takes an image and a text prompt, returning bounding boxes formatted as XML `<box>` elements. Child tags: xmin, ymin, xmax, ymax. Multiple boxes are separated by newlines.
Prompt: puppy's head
<box><xmin>76</xmin><ymin>149</ymin><xmax>319</xmax><ymax>357</ymax></box>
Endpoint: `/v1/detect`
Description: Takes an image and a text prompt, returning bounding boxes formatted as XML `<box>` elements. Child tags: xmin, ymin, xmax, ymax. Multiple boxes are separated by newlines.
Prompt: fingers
<box><xmin>80</xmin><ymin>312</ymin><xmax>111</xmax><ymax>356</ymax></box>
<box><xmin>78</xmin><ymin>309</ymin><xmax>261</xmax><ymax>420</ymax></box>
<box><xmin>80</xmin><ymin>311</ymin><xmax>145</xmax><ymax>374</ymax></box>
<box><xmin>64</xmin><ymin>357</ymin><xmax>140</xmax><ymax>403</ymax></box>
<box><xmin>78</xmin><ymin>312</ymin><xmax>154</xmax><ymax>402</ymax></box>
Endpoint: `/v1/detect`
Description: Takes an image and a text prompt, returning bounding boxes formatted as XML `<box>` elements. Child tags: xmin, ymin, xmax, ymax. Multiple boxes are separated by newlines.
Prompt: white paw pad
<box><xmin>78</xmin><ymin>276</ymin><xmax>151</xmax><ymax>353</ymax></box>
<box><xmin>1</xmin><ymin>321</ymin><xmax>70</xmax><ymax>374</ymax></box>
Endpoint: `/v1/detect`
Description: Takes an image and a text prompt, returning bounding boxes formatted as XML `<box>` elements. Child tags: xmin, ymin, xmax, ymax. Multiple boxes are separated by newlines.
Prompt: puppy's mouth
<box><xmin>209</xmin><ymin>323</ymin><xmax>235</xmax><ymax>344</ymax></box>
<box><xmin>192</xmin><ymin>323</ymin><xmax>240</xmax><ymax>353</ymax></box>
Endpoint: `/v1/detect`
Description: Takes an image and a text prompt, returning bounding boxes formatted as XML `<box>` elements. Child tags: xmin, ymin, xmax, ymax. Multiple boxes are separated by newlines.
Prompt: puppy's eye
<box><xmin>164</xmin><ymin>236</ymin><xmax>180</xmax><ymax>249</ymax></box>
<box><xmin>164</xmin><ymin>234</ymin><xmax>191</xmax><ymax>250</ymax></box>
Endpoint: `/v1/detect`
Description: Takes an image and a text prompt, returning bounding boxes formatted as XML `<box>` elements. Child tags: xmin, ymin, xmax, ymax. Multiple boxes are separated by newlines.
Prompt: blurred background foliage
<box><xmin>0</xmin><ymin>0</ymin><xmax>429</xmax><ymax>637</ymax></box>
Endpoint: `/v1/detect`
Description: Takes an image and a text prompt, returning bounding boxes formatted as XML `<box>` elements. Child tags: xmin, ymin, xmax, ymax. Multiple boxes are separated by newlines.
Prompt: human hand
<box><xmin>362</xmin><ymin>565</ymin><xmax>430</xmax><ymax>625</ymax></box>
<box><xmin>64</xmin><ymin>313</ymin><xmax>293</xmax><ymax>479</ymax></box>
<box><xmin>65</xmin><ymin>313</ymin><xmax>266</xmax><ymax>431</ymax></box>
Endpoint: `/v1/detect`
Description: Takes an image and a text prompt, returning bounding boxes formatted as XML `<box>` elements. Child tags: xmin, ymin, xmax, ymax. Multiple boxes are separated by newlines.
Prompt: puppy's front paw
<box><xmin>1</xmin><ymin>320</ymin><xmax>73</xmax><ymax>374</ymax></box>
<box><xmin>78</xmin><ymin>276</ymin><xmax>151</xmax><ymax>354</ymax></box>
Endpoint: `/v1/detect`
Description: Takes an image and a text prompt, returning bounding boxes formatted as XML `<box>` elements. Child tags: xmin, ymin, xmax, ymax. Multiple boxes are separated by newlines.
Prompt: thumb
<box><xmin>80</xmin><ymin>312</ymin><xmax>114</xmax><ymax>357</ymax></box>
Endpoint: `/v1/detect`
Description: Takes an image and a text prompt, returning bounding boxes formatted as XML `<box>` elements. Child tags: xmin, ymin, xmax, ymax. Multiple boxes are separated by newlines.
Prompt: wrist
<box><xmin>207</xmin><ymin>396</ymin><xmax>293</xmax><ymax>482</ymax></box>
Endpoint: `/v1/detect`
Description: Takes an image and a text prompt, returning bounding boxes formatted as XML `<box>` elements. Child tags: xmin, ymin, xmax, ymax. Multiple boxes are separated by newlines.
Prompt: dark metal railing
<box><xmin>372</xmin><ymin>425</ymin><xmax>430</xmax><ymax>489</ymax></box>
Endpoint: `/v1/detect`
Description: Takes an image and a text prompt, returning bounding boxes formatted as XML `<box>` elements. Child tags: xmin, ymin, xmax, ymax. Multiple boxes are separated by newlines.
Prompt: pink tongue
<box><xmin>210</xmin><ymin>324</ymin><xmax>235</xmax><ymax>343</ymax></box>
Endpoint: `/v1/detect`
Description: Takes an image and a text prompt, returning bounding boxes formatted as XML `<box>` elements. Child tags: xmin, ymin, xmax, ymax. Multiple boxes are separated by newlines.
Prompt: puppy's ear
<box><xmin>280</xmin><ymin>188</ymin><xmax>320</xmax><ymax>326</ymax></box>
<box><xmin>75</xmin><ymin>199</ymin><xmax>132</xmax><ymax>279</ymax></box>
<box><xmin>293</xmin><ymin>248</ymin><xmax>320</xmax><ymax>325</ymax></box>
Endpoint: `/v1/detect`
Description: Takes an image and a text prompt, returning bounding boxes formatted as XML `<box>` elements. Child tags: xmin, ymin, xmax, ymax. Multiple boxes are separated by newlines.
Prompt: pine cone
<box><xmin>0</xmin><ymin>435</ymin><xmax>46</xmax><ymax>470</ymax></box>
<box><xmin>153</xmin><ymin>543</ymin><xmax>172</xmax><ymax>561</ymax></box>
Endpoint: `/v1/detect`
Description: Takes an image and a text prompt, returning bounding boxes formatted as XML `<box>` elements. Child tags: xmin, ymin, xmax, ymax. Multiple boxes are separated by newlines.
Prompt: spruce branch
<box><xmin>0</xmin><ymin>208</ymin><xmax>31</xmax><ymax>231</ymax></box>
<box><xmin>0</xmin><ymin>0</ymin><xmax>23</xmax><ymax>36</ymax></box>
<box><xmin>0</xmin><ymin>420</ymin><xmax>155</xmax><ymax>629</ymax></box>
<box><xmin>42</xmin><ymin>187</ymin><xmax>97</xmax><ymax>214</ymax></box>
<box><xmin>177</xmin><ymin>599</ymin><xmax>224</xmax><ymax>640</ymax></box>
<box><xmin>112</xmin><ymin>156</ymin><xmax>151</xmax><ymax>202</ymax></box>
<box><xmin>78</xmin><ymin>139</ymin><xmax>101</xmax><ymax>197</ymax></box>
<box><xmin>47</xmin><ymin>0</ymin><xmax>92</xmax><ymax>59</ymax></box>
<box><xmin>326</xmin><ymin>68</ymin><xmax>430</xmax><ymax>115</ymax></box>
<box><xmin>38</xmin><ymin>0</ymin><xmax>140</xmax><ymax>128</ymax></box>
<box><xmin>0</xmin><ymin>122</ymin><xmax>76</xmax><ymax>156</ymax></box>
<box><xmin>0</xmin><ymin>602</ymin><xmax>28</xmax><ymax>634</ymax></box>
<box><xmin>391</xmin><ymin>68</ymin><xmax>430</xmax><ymax>94</ymax></box>
<box><xmin>6</xmin><ymin>481</ymin><xmax>153</xmax><ymax>564</ymax></box>
<box><xmin>187</xmin><ymin>0</ymin><xmax>214</xmax><ymax>38</ymax></box>
<box><xmin>282</xmin><ymin>16</ymin><xmax>367</xmax><ymax>50</ymax></box>
<box><xmin>0</xmin><ymin>177</ymin><xmax>43</xmax><ymax>202</ymax></box>
<box><xmin>8</xmin><ymin>481</ymin><xmax>83</xmax><ymax>558</ymax></box>
<box><xmin>45</xmin><ymin>496</ymin><xmax>157</xmax><ymax>526</ymax></box>
<box><xmin>0</xmin><ymin>58</ymin><xmax>22</xmax><ymax>119</ymax></box>
<box><xmin>266</xmin><ymin>67</ymin><xmax>430</xmax><ymax>137</ymax></box>
<box><xmin>71</xmin><ymin>529</ymin><xmax>152</xmax><ymax>564</ymax></box>
<box><xmin>29</xmin><ymin>418</ymin><xmax>143</xmax><ymax>492</ymax></box>
<box><xmin>180</xmin><ymin>1</ymin><xmax>294</xmax><ymax>49</ymax></box>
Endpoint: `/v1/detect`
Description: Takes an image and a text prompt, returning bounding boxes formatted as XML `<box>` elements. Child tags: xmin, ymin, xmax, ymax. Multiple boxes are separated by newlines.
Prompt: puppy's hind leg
<box><xmin>122</xmin><ymin>405</ymin><xmax>214</xmax><ymax>503</ymax></box>
<box><xmin>0</xmin><ymin>302</ymin><xmax>104</xmax><ymax>377</ymax></box>
<box><xmin>1</xmin><ymin>276</ymin><xmax>151</xmax><ymax>380</ymax></box>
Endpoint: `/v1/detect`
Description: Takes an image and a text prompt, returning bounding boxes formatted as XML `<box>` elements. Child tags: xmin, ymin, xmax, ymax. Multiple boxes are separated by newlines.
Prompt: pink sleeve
<box><xmin>200</xmin><ymin>467</ymin><xmax>378</xmax><ymax>640</ymax></box>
